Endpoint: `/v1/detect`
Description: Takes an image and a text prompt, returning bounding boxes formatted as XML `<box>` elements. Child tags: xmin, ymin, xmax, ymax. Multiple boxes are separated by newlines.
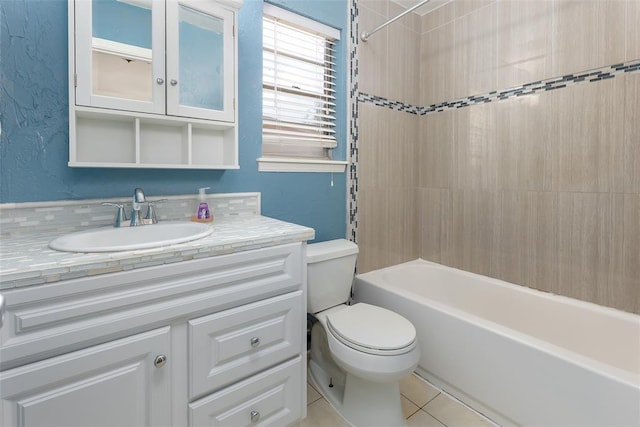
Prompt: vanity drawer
<box><xmin>188</xmin><ymin>290</ymin><xmax>303</xmax><ymax>399</ymax></box>
<box><xmin>189</xmin><ymin>356</ymin><xmax>303</xmax><ymax>427</ymax></box>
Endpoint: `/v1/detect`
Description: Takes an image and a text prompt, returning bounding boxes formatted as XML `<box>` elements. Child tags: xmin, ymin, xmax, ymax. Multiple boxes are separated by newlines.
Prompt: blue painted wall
<box><xmin>0</xmin><ymin>0</ymin><xmax>347</xmax><ymax>242</ymax></box>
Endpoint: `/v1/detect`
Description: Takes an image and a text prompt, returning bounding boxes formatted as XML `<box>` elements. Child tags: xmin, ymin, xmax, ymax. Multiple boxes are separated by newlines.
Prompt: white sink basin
<box><xmin>49</xmin><ymin>221</ymin><xmax>213</xmax><ymax>253</ymax></box>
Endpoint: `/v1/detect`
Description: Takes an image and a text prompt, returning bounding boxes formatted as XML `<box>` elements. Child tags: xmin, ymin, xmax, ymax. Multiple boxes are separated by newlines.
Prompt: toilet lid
<box><xmin>326</xmin><ymin>303</ymin><xmax>416</xmax><ymax>354</ymax></box>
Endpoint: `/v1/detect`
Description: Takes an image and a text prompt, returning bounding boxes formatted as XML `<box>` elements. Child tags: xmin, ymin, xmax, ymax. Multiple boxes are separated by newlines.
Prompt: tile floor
<box><xmin>298</xmin><ymin>373</ymin><xmax>497</xmax><ymax>427</ymax></box>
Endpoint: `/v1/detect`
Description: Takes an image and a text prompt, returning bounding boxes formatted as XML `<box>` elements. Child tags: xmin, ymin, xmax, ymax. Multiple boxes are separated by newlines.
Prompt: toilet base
<box><xmin>309</xmin><ymin>359</ymin><xmax>406</xmax><ymax>427</ymax></box>
<box><xmin>309</xmin><ymin>323</ymin><xmax>406</xmax><ymax>427</ymax></box>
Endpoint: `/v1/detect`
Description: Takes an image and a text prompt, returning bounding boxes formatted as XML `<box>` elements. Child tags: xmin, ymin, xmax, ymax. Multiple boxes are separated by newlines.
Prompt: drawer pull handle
<box><xmin>250</xmin><ymin>410</ymin><xmax>260</xmax><ymax>423</ymax></box>
<box><xmin>154</xmin><ymin>354</ymin><xmax>168</xmax><ymax>368</ymax></box>
<box><xmin>250</xmin><ymin>337</ymin><xmax>260</xmax><ymax>348</ymax></box>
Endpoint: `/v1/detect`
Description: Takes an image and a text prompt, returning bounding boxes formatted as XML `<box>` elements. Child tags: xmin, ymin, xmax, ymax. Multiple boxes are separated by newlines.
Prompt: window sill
<box><xmin>257</xmin><ymin>157</ymin><xmax>348</xmax><ymax>173</ymax></box>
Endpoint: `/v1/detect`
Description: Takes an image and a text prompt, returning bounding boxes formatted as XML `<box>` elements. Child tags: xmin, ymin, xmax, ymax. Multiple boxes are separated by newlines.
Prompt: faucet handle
<box><xmin>144</xmin><ymin>199</ymin><xmax>167</xmax><ymax>225</ymax></box>
<box><xmin>101</xmin><ymin>202</ymin><xmax>127</xmax><ymax>227</ymax></box>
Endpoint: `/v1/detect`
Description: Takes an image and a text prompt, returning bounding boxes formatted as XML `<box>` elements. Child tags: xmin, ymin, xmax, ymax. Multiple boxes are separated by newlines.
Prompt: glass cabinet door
<box><xmin>166</xmin><ymin>0</ymin><xmax>235</xmax><ymax>122</ymax></box>
<box><xmin>74</xmin><ymin>0</ymin><xmax>165</xmax><ymax>114</ymax></box>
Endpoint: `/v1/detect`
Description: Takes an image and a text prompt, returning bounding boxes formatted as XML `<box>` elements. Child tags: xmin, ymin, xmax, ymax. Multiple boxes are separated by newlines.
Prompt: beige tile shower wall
<box><xmin>629</xmin><ymin>0</ymin><xmax>640</xmax><ymax>60</ymax></box>
<box><xmin>552</xmin><ymin>0</ymin><xmax>626</xmax><ymax>75</ymax></box>
<box><xmin>417</xmin><ymin>72</ymin><xmax>640</xmax><ymax>313</ymax></box>
<box><xmin>358</xmin><ymin>0</ymin><xmax>421</xmax><ymax>105</ymax></box>
<box><xmin>357</xmin><ymin>103</ymin><xmax>419</xmax><ymax>273</ymax></box>
<box><xmin>355</xmin><ymin>0</ymin><xmax>638</xmax><ymax>312</ymax></box>
<box><xmin>357</xmin><ymin>0</ymin><xmax>422</xmax><ymax>273</ymax></box>
<box><xmin>420</xmin><ymin>0</ymin><xmax>637</xmax><ymax>106</ymax></box>
<box><xmin>625</xmin><ymin>72</ymin><xmax>640</xmax><ymax>193</ymax></box>
<box><xmin>413</xmin><ymin>0</ymin><xmax>639</xmax><ymax>313</ymax></box>
<box><xmin>496</xmin><ymin>0</ymin><xmax>552</xmax><ymax>91</ymax></box>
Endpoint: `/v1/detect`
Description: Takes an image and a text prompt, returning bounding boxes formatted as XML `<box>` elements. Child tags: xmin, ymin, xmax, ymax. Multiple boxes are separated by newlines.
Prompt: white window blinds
<box><xmin>262</xmin><ymin>5</ymin><xmax>340</xmax><ymax>159</ymax></box>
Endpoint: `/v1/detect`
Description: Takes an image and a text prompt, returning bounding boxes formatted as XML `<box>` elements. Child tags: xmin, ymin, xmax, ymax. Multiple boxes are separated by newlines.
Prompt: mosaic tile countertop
<box><xmin>0</xmin><ymin>215</ymin><xmax>315</xmax><ymax>290</ymax></box>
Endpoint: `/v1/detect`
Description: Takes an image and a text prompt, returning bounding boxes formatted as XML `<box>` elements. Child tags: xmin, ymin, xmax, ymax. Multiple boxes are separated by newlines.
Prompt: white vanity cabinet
<box><xmin>69</xmin><ymin>0</ymin><xmax>242</xmax><ymax>169</ymax></box>
<box><xmin>0</xmin><ymin>243</ymin><xmax>306</xmax><ymax>427</ymax></box>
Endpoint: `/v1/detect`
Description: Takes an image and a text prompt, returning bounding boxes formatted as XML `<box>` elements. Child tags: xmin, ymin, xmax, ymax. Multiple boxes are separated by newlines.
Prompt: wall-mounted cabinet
<box><xmin>68</xmin><ymin>0</ymin><xmax>242</xmax><ymax>169</ymax></box>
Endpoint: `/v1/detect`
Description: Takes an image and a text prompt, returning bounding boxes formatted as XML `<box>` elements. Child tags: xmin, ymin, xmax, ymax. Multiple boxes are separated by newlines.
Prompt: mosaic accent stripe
<box><xmin>356</xmin><ymin>59</ymin><xmax>640</xmax><ymax>115</ymax></box>
<box><xmin>347</xmin><ymin>0</ymin><xmax>360</xmax><ymax>244</ymax></box>
<box><xmin>357</xmin><ymin>93</ymin><xmax>420</xmax><ymax>114</ymax></box>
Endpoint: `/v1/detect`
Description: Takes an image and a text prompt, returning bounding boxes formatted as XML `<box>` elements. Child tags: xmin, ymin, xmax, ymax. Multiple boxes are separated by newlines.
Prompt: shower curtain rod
<box><xmin>360</xmin><ymin>0</ymin><xmax>432</xmax><ymax>42</ymax></box>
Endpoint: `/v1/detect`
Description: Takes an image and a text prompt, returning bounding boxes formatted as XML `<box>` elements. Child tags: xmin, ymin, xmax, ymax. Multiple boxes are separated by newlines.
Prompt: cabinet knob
<box><xmin>250</xmin><ymin>337</ymin><xmax>260</xmax><ymax>348</ymax></box>
<box><xmin>156</xmin><ymin>78</ymin><xmax>165</xmax><ymax>85</ymax></box>
<box><xmin>170</xmin><ymin>79</ymin><xmax>178</xmax><ymax>86</ymax></box>
<box><xmin>250</xmin><ymin>410</ymin><xmax>260</xmax><ymax>423</ymax></box>
<box><xmin>154</xmin><ymin>354</ymin><xmax>168</xmax><ymax>368</ymax></box>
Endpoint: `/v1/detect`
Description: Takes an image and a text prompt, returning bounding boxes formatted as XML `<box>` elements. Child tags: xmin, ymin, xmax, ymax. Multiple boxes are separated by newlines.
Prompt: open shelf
<box><xmin>70</xmin><ymin>107</ymin><xmax>238</xmax><ymax>169</ymax></box>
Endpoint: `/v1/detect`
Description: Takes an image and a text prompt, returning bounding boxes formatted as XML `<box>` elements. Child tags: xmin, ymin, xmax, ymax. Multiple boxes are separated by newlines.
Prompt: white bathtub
<box><xmin>354</xmin><ymin>259</ymin><xmax>640</xmax><ymax>427</ymax></box>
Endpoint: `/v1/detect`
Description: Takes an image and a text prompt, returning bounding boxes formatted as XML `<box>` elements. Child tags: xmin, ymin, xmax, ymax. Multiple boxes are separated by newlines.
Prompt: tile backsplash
<box><xmin>0</xmin><ymin>193</ymin><xmax>261</xmax><ymax>237</ymax></box>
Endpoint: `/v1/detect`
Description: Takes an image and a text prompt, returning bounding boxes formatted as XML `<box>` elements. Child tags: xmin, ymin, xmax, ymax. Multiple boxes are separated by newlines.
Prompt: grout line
<box><xmin>306</xmin><ymin>380</ymin><xmax>323</xmax><ymax>406</ymax></box>
<box><xmin>404</xmin><ymin>406</ymin><xmax>421</xmax><ymax>420</ymax></box>
<box><xmin>427</xmin><ymin>411</ymin><xmax>449</xmax><ymax>427</ymax></box>
<box><xmin>307</xmin><ymin>396</ymin><xmax>323</xmax><ymax>406</ymax></box>
<box><xmin>307</xmin><ymin>396</ymin><xmax>328</xmax><ymax>408</ymax></box>
<box><xmin>420</xmin><ymin>396</ymin><xmax>449</xmax><ymax>425</ymax></box>
<box><xmin>404</xmin><ymin>396</ymin><xmax>423</xmax><ymax>415</ymax></box>
<box><xmin>409</xmin><ymin>373</ymin><xmax>499</xmax><ymax>426</ymax></box>
<box><xmin>426</xmin><ymin>389</ymin><xmax>500</xmax><ymax>427</ymax></box>
<box><xmin>421</xmin><ymin>391</ymin><xmax>441</xmax><ymax>409</ymax></box>
<box><xmin>400</xmin><ymin>389</ymin><xmax>441</xmax><ymax>410</ymax></box>
<box><xmin>409</xmin><ymin>408</ymin><xmax>448</xmax><ymax>427</ymax></box>
<box><xmin>307</xmin><ymin>394</ymin><xmax>323</xmax><ymax>406</ymax></box>
<box><xmin>453</xmin><ymin>0</ymin><xmax>496</xmax><ymax>22</ymax></box>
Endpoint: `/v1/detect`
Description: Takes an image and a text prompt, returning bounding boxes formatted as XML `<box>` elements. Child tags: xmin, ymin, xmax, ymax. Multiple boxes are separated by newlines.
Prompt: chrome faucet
<box><xmin>130</xmin><ymin>187</ymin><xmax>146</xmax><ymax>226</ymax></box>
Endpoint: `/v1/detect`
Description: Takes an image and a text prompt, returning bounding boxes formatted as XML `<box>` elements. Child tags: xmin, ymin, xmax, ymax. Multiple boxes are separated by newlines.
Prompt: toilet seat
<box><xmin>326</xmin><ymin>303</ymin><xmax>417</xmax><ymax>356</ymax></box>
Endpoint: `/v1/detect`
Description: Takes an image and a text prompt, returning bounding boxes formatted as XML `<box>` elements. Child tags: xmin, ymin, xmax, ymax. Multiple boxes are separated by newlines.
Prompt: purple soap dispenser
<box><xmin>197</xmin><ymin>187</ymin><xmax>211</xmax><ymax>219</ymax></box>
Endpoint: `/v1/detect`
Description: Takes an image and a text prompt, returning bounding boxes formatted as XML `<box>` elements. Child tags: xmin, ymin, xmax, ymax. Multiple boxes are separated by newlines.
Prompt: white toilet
<box><xmin>306</xmin><ymin>239</ymin><xmax>420</xmax><ymax>427</ymax></box>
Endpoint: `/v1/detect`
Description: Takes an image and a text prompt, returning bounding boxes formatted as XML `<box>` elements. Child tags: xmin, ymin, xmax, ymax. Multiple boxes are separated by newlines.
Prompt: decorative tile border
<box><xmin>357</xmin><ymin>93</ymin><xmax>420</xmax><ymax>114</ymax></box>
<box><xmin>347</xmin><ymin>0</ymin><xmax>360</xmax><ymax>244</ymax></box>
<box><xmin>421</xmin><ymin>60</ymin><xmax>640</xmax><ymax>114</ymax></box>
<box><xmin>356</xmin><ymin>59</ymin><xmax>640</xmax><ymax>116</ymax></box>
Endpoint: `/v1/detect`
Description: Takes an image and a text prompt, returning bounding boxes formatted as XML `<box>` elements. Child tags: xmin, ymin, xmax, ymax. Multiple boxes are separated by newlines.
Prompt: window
<box><xmin>259</xmin><ymin>4</ymin><xmax>346</xmax><ymax>172</ymax></box>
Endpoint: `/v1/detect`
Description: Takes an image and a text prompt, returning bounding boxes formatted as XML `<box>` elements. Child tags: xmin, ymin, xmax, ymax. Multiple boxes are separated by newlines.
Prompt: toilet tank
<box><xmin>306</xmin><ymin>239</ymin><xmax>358</xmax><ymax>314</ymax></box>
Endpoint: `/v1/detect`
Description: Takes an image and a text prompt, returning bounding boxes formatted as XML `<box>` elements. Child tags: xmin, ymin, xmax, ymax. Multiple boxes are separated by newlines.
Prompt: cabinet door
<box><xmin>166</xmin><ymin>0</ymin><xmax>235</xmax><ymax>122</ymax></box>
<box><xmin>74</xmin><ymin>0</ymin><xmax>166</xmax><ymax>114</ymax></box>
<box><xmin>0</xmin><ymin>327</ymin><xmax>171</xmax><ymax>427</ymax></box>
